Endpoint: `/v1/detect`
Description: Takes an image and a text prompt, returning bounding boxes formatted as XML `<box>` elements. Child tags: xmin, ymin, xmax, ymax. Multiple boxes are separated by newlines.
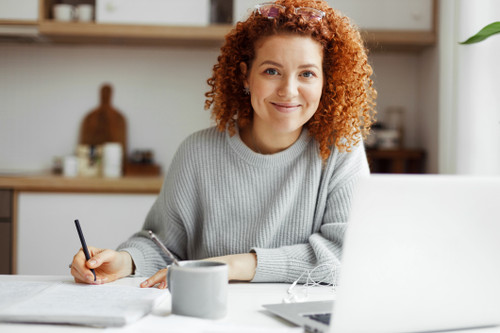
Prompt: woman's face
<box><xmin>242</xmin><ymin>34</ymin><xmax>324</xmax><ymax>137</ymax></box>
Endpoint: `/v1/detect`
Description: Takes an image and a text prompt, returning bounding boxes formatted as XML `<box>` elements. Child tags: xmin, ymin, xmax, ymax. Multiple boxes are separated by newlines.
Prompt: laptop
<box><xmin>264</xmin><ymin>175</ymin><xmax>500</xmax><ymax>333</ymax></box>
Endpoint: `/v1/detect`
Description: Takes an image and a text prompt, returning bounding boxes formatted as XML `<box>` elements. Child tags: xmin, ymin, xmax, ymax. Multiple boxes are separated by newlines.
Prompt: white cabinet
<box><xmin>328</xmin><ymin>0</ymin><xmax>433</xmax><ymax>31</ymax></box>
<box><xmin>0</xmin><ymin>0</ymin><xmax>39</xmax><ymax>21</ymax></box>
<box><xmin>95</xmin><ymin>0</ymin><xmax>210</xmax><ymax>26</ymax></box>
<box><xmin>17</xmin><ymin>192</ymin><xmax>157</xmax><ymax>275</ymax></box>
<box><xmin>234</xmin><ymin>0</ymin><xmax>434</xmax><ymax>31</ymax></box>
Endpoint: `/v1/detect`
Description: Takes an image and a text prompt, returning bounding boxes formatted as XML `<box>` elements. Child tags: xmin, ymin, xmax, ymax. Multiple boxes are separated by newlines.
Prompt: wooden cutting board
<box><xmin>79</xmin><ymin>84</ymin><xmax>127</xmax><ymax>161</ymax></box>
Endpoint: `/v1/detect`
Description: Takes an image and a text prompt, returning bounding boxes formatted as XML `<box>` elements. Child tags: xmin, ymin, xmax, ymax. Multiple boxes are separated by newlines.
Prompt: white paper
<box><xmin>0</xmin><ymin>281</ymin><xmax>167</xmax><ymax>327</ymax></box>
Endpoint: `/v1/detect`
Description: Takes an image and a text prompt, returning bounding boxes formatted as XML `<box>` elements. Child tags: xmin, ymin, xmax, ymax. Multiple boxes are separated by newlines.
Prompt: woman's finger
<box><xmin>70</xmin><ymin>252</ymin><xmax>86</xmax><ymax>280</ymax></box>
<box><xmin>71</xmin><ymin>248</ymin><xmax>97</xmax><ymax>283</ymax></box>
<box><xmin>73</xmin><ymin>276</ymin><xmax>86</xmax><ymax>284</ymax></box>
<box><xmin>140</xmin><ymin>268</ymin><xmax>168</xmax><ymax>288</ymax></box>
<box><xmin>85</xmin><ymin>248</ymin><xmax>112</xmax><ymax>270</ymax></box>
<box><xmin>71</xmin><ymin>264</ymin><xmax>89</xmax><ymax>283</ymax></box>
<box><xmin>71</xmin><ymin>265</ymin><xmax>96</xmax><ymax>283</ymax></box>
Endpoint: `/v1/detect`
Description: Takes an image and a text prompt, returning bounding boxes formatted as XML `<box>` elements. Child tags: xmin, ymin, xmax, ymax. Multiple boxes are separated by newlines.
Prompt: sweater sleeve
<box><xmin>250</xmin><ymin>143</ymin><xmax>370</xmax><ymax>284</ymax></box>
<box><xmin>116</xmin><ymin>141</ymin><xmax>191</xmax><ymax>277</ymax></box>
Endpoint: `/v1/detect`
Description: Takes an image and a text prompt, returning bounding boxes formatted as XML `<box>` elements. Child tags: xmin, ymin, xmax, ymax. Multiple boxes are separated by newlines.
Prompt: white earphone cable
<box><xmin>283</xmin><ymin>263</ymin><xmax>337</xmax><ymax>303</ymax></box>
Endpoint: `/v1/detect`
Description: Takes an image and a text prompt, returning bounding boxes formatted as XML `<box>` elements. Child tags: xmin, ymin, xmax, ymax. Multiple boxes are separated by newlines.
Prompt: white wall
<box><xmin>0</xmin><ymin>43</ymin><xmax>432</xmax><ymax>174</ymax></box>
<box><xmin>455</xmin><ymin>0</ymin><xmax>500</xmax><ymax>175</ymax></box>
<box><xmin>0</xmin><ymin>44</ymin><xmax>217</xmax><ymax>173</ymax></box>
<box><xmin>439</xmin><ymin>0</ymin><xmax>500</xmax><ymax>175</ymax></box>
<box><xmin>418</xmin><ymin>47</ymin><xmax>440</xmax><ymax>174</ymax></box>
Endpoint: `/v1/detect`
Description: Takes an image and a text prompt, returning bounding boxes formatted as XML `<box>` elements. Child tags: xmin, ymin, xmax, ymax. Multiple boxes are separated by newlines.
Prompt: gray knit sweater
<box><xmin>117</xmin><ymin>126</ymin><xmax>369</xmax><ymax>283</ymax></box>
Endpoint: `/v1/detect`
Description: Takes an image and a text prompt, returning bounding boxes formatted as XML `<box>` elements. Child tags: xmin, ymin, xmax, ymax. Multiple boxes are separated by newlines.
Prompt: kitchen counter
<box><xmin>0</xmin><ymin>174</ymin><xmax>163</xmax><ymax>194</ymax></box>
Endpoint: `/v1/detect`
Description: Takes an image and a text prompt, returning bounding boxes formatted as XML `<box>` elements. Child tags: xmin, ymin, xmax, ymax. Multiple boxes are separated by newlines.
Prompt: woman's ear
<box><xmin>240</xmin><ymin>62</ymin><xmax>249</xmax><ymax>89</ymax></box>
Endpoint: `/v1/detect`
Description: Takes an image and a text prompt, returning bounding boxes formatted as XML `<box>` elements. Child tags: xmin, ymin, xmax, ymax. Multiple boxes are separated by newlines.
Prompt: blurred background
<box><xmin>0</xmin><ymin>0</ymin><xmax>499</xmax><ymax>275</ymax></box>
<box><xmin>1</xmin><ymin>0</ymin><xmax>499</xmax><ymax>175</ymax></box>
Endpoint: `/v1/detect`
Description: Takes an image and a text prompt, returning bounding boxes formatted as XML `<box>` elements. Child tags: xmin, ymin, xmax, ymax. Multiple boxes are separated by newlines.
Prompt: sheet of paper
<box><xmin>0</xmin><ymin>281</ymin><xmax>53</xmax><ymax>309</ymax></box>
<box><xmin>0</xmin><ymin>281</ymin><xmax>168</xmax><ymax>327</ymax></box>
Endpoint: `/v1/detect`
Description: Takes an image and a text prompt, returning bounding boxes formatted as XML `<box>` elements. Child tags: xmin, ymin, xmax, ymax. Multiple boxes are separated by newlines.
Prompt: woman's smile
<box><xmin>271</xmin><ymin>101</ymin><xmax>302</xmax><ymax>113</ymax></box>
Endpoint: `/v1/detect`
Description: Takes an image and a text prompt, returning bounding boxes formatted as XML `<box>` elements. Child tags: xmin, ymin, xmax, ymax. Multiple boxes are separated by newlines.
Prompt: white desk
<box><xmin>0</xmin><ymin>275</ymin><xmax>334</xmax><ymax>332</ymax></box>
<box><xmin>2</xmin><ymin>275</ymin><xmax>500</xmax><ymax>333</ymax></box>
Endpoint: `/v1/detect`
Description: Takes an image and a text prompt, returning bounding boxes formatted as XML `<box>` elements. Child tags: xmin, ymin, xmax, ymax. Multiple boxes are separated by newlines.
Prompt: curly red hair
<box><xmin>205</xmin><ymin>0</ymin><xmax>376</xmax><ymax>160</ymax></box>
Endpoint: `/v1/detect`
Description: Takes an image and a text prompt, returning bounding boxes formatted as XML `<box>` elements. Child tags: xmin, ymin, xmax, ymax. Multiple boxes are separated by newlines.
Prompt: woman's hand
<box><xmin>70</xmin><ymin>247</ymin><xmax>134</xmax><ymax>285</ymax></box>
<box><xmin>206</xmin><ymin>253</ymin><xmax>257</xmax><ymax>281</ymax></box>
<box><xmin>140</xmin><ymin>253</ymin><xmax>257</xmax><ymax>289</ymax></box>
<box><xmin>140</xmin><ymin>268</ymin><xmax>168</xmax><ymax>289</ymax></box>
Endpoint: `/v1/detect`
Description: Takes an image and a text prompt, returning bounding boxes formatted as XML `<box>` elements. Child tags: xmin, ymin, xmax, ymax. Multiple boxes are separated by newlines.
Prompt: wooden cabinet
<box><xmin>0</xmin><ymin>0</ymin><xmax>437</xmax><ymax>51</ymax></box>
<box><xmin>0</xmin><ymin>190</ymin><xmax>13</xmax><ymax>274</ymax></box>
<box><xmin>367</xmin><ymin>149</ymin><xmax>426</xmax><ymax>174</ymax></box>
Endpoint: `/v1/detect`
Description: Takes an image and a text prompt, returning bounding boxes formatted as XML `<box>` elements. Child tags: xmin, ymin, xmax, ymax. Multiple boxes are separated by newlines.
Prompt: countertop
<box><xmin>0</xmin><ymin>174</ymin><xmax>163</xmax><ymax>194</ymax></box>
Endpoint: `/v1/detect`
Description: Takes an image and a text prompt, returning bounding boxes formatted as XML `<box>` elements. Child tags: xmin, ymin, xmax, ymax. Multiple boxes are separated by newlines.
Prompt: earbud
<box><xmin>282</xmin><ymin>264</ymin><xmax>337</xmax><ymax>304</ymax></box>
<box><xmin>287</xmin><ymin>281</ymin><xmax>298</xmax><ymax>294</ymax></box>
<box><xmin>282</xmin><ymin>293</ymin><xmax>298</xmax><ymax>303</ymax></box>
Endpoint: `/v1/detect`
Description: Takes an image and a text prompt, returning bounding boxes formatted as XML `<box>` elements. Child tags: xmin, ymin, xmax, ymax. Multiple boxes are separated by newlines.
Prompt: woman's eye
<box><xmin>264</xmin><ymin>68</ymin><xmax>279</xmax><ymax>75</ymax></box>
<box><xmin>301</xmin><ymin>71</ymin><xmax>315</xmax><ymax>78</ymax></box>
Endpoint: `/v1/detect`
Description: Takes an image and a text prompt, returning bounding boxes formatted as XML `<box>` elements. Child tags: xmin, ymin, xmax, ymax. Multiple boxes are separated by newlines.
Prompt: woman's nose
<box><xmin>277</xmin><ymin>76</ymin><xmax>299</xmax><ymax>98</ymax></box>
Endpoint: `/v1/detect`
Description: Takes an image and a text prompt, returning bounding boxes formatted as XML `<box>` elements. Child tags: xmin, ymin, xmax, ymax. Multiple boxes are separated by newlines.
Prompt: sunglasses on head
<box><xmin>254</xmin><ymin>2</ymin><xmax>325</xmax><ymax>21</ymax></box>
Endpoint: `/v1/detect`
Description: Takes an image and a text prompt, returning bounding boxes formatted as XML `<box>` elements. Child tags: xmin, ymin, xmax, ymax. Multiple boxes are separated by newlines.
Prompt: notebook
<box><xmin>0</xmin><ymin>279</ymin><xmax>168</xmax><ymax>327</ymax></box>
<box><xmin>264</xmin><ymin>174</ymin><xmax>500</xmax><ymax>333</ymax></box>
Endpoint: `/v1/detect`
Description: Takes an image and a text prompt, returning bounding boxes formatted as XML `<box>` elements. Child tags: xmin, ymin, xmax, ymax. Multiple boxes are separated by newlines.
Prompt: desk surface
<box><xmin>0</xmin><ymin>275</ymin><xmax>333</xmax><ymax>332</ymax></box>
<box><xmin>2</xmin><ymin>275</ymin><xmax>500</xmax><ymax>333</ymax></box>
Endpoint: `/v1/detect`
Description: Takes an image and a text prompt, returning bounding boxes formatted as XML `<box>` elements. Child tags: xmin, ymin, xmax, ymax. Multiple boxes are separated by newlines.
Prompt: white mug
<box><xmin>53</xmin><ymin>4</ymin><xmax>74</xmax><ymax>22</ymax></box>
<box><xmin>102</xmin><ymin>143</ymin><xmax>123</xmax><ymax>178</ymax></box>
<box><xmin>75</xmin><ymin>4</ymin><xmax>94</xmax><ymax>22</ymax></box>
<box><xmin>63</xmin><ymin>155</ymin><xmax>78</xmax><ymax>177</ymax></box>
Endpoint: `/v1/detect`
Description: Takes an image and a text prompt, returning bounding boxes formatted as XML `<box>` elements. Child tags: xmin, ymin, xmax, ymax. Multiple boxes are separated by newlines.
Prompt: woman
<box><xmin>70</xmin><ymin>0</ymin><xmax>376</xmax><ymax>288</ymax></box>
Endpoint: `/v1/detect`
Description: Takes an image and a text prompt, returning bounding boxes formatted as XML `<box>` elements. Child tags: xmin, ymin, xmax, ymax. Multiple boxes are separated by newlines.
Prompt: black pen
<box><xmin>74</xmin><ymin>219</ymin><xmax>96</xmax><ymax>281</ymax></box>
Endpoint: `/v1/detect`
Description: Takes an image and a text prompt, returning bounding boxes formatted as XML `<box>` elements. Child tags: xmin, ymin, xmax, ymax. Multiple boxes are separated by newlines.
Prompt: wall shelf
<box><xmin>0</xmin><ymin>0</ymin><xmax>437</xmax><ymax>51</ymax></box>
<box><xmin>37</xmin><ymin>21</ymin><xmax>233</xmax><ymax>48</ymax></box>
<box><xmin>33</xmin><ymin>20</ymin><xmax>436</xmax><ymax>51</ymax></box>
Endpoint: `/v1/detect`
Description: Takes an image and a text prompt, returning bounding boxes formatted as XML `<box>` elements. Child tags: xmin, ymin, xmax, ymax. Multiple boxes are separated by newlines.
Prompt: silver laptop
<box><xmin>264</xmin><ymin>175</ymin><xmax>500</xmax><ymax>333</ymax></box>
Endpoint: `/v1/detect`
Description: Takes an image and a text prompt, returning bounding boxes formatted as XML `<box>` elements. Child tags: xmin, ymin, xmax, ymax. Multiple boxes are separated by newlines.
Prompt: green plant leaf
<box><xmin>460</xmin><ymin>21</ymin><xmax>500</xmax><ymax>44</ymax></box>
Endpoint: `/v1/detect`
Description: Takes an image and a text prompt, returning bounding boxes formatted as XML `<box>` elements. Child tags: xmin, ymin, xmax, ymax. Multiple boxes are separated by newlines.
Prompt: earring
<box><xmin>243</xmin><ymin>87</ymin><xmax>250</xmax><ymax>95</ymax></box>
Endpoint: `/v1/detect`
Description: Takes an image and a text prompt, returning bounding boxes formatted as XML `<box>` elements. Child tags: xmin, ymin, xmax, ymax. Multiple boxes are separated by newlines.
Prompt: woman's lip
<box><xmin>271</xmin><ymin>102</ymin><xmax>301</xmax><ymax>113</ymax></box>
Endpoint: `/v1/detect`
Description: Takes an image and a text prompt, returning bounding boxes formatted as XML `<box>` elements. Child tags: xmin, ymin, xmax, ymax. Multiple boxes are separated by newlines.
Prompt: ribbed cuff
<box><xmin>118</xmin><ymin>247</ymin><xmax>146</xmax><ymax>277</ymax></box>
<box><xmin>250</xmin><ymin>247</ymin><xmax>294</xmax><ymax>283</ymax></box>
